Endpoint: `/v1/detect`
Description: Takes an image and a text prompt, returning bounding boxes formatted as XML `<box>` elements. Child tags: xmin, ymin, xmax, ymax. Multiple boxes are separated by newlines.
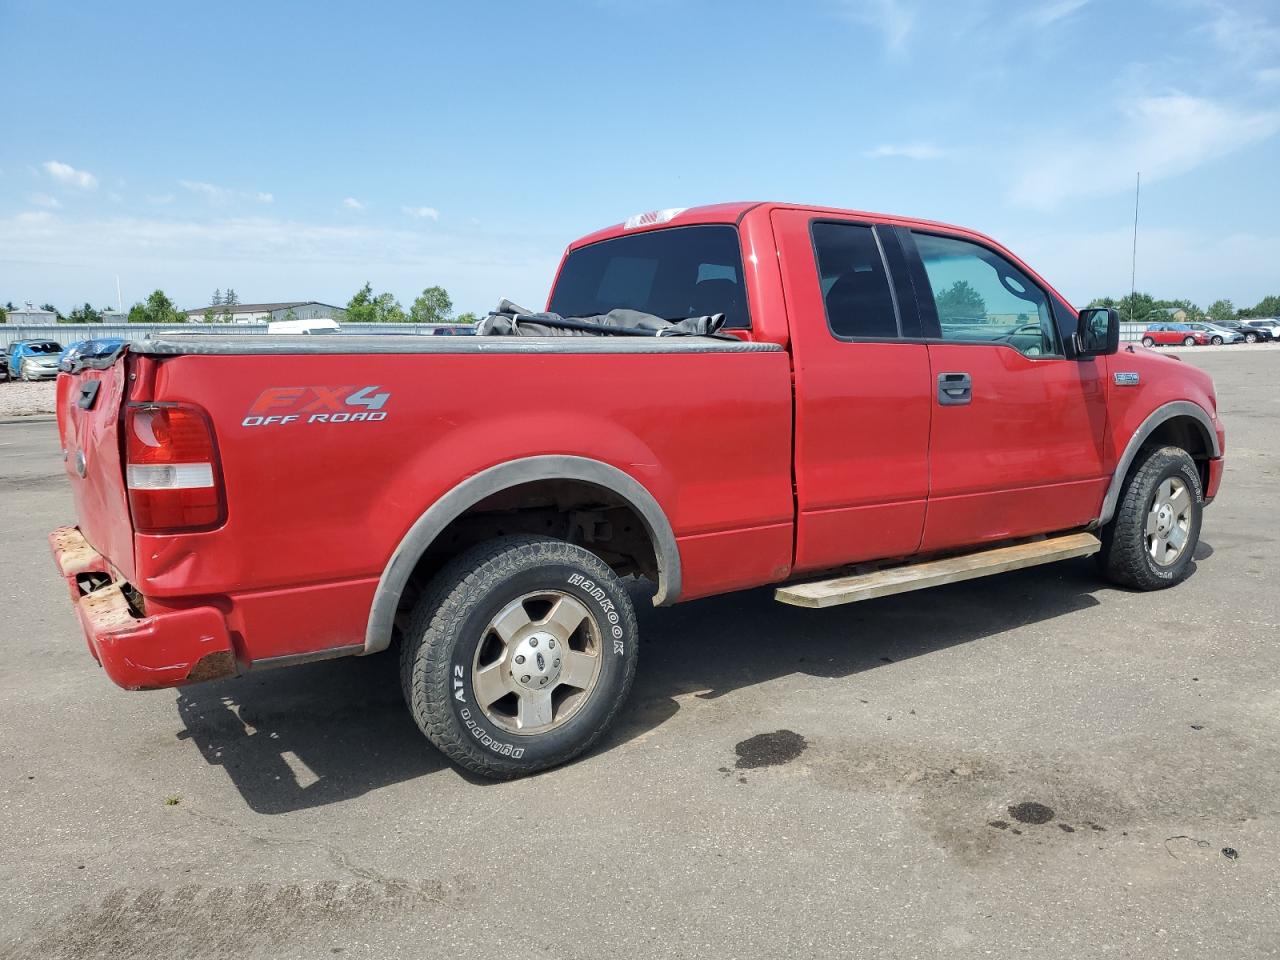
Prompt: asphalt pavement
<box><xmin>1</xmin><ymin>350</ymin><xmax>1277</xmax><ymax>959</ymax></box>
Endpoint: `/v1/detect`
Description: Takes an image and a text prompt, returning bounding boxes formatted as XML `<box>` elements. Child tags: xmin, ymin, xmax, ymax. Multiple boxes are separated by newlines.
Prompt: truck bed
<box><xmin>130</xmin><ymin>333</ymin><xmax>782</xmax><ymax>357</ymax></box>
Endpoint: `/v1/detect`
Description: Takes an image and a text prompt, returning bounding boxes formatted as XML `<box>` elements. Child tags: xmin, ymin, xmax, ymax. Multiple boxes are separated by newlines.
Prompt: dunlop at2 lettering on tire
<box><xmin>400</xmin><ymin>535</ymin><xmax>639</xmax><ymax>779</ymax></box>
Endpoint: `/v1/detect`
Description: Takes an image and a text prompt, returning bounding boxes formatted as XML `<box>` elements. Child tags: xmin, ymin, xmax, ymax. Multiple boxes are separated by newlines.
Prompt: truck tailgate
<box><xmin>57</xmin><ymin>360</ymin><xmax>135</xmax><ymax>582</ymax></box>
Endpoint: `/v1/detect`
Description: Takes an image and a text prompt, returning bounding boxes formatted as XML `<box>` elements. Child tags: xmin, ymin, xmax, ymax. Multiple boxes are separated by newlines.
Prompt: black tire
<box><xmin>400</xmin><ymin>535</ymin><xmax>639</xmax><ymax>779</ymax></box>
<box><xmin>1211</xmin><ymin>336</ymin><xmax>1223</xmax><ymax>345</ymax></box>
<box><xmin>1183</xmin><ymin>336</ymin><xmax>1196</xmax><ymax>346</ymax></box>
<box><xmin>1141</xmin><ymin>336</ymin><xmax>1155</xmax><ymax>347</ymax></box>
<box><xmin>1245</xmin><ymin>333</ymin><xmax>1257</xmax><ymax>343</ymax></box>
<box><xmin>1098</xmin><ymin>445</ymin><xmax>1202</xmax><ymax>590</ymax></box>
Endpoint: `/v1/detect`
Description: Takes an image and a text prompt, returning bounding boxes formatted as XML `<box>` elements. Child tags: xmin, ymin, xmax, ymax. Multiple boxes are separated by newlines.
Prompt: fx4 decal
<box><xmin>242</xmin><ymin>385</ymin><xmax>391</xmax><ymax>427</ymax></box>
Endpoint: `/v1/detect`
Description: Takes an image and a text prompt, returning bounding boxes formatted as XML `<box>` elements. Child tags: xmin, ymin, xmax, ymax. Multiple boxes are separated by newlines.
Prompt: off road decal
<box><xmin>242</xmin><ymin>385</ymin><xmax>390</xmax><ymax>427</ymax></box>
<box><xmin>566</xmin><ymin>573</ymin><xmax>625</xmax><ymax>652</ymax></box>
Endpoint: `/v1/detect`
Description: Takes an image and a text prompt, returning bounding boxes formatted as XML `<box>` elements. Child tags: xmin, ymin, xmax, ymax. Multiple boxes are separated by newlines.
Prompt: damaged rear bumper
<box><xmin>48</xmin><ymin>525</ymin><xmax>237</xmax><ymax>691</ymax></box>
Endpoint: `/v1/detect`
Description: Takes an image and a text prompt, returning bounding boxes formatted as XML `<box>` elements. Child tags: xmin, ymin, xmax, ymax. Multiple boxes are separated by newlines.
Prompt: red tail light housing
<box><xmin>125</xmin><ymin>403</ymin><xmax>226</xmax><ymax>533</ymax></box>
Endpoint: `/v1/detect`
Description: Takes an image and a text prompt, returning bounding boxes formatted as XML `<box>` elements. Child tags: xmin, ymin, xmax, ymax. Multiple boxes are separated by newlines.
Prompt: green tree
<box><xmin>68</xmin><ymin>302</ymin><xmax>103</xmax><ymax>324</ymax></box>
<box><xmin>410</xmin><ymin>285</ymin><xmax>453</xmax><ymax>324</ymax></box>
<box><xmin>224</xmin><ymin>288</ymin><xmax>239</xmax><ymax>307</ymax></box>
<box><xmin>202</xmin><ymin>309</ymin><xmax>216</xmax><ymax>324</ymax></box>
<box><xmin>1239</xmin><ymin>294</ymin><xmax>1280</xmax><ymax>318</ymax></box>
<box><xmin>40</xmin><ymin>302</ymin><xmax>66</xmax><ymax>322</ymax></box>
<box><xmin>0</xmin><ymin>304</ymin><xmax>7</xmax><ymax>324</ymax></box>
<box><xmin>935</xmin><ymin>280</ymin><xmax>986</xmax><ymax>322</ymax></box>
<box><xmin>455</xmin><ymin>311</ymin><xmax>479</xmax><ymax>324</ymax></box>
<box><xmin>127</xmin><ymin>290</ymin><xmax>187</xmax><ymax>324</ymax></box>
<box><xmin>211</xmin><ymin>289</ymin><xmax>223</xmax><ymax>307</ymax></box>
<box><xmin>1206</xmin><ymin>299</ymin><xmax>1234</xmax><ymax>323</ymax></box>
<box><xmin>346</xmin><ymin>282</ymin><xmax>407</xmax><ymax>323</ymax></box>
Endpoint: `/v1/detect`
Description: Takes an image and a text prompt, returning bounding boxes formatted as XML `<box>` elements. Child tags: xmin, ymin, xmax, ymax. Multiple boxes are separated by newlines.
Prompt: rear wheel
<box><xmin>1183</xmin><ymin>336</ymin><xmax>1196</xmax><ymax>346</ymax></box>
<box><xmin>400</xmin><ymin>535</ymin><xmax>639</xmax><ymax>778</ymax></box>
<box><xmin>1211</xmin><ymin>335</ymin><xmax>1223</xmax><ymax>345</ymax></box>
<box><xmin>1141</xmin><ymin>336</ymin><xmax>1155</xmax><ymax>347</ymax></box>
<box><xmin>1098</xmin><ymin>445</ymin><xmax>1202</xmax><ymax>590</ymax></box>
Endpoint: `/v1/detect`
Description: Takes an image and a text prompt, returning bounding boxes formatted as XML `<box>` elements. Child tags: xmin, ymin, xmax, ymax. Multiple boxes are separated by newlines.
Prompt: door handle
<box><xmin>937</xmin><ymin>372</ymin><xmax>972</xmax><ymax>405</ymax></box>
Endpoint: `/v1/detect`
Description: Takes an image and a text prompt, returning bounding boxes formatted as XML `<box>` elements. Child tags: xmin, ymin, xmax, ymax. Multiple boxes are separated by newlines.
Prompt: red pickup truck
<box><xmin>51</xmin><ymin>201</ymin><xmax>1225</xmax><ymax>778</ymax></box>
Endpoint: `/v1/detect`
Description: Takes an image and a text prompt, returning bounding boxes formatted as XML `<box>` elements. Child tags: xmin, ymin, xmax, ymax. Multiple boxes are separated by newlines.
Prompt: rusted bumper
<box><xmin>48</xmin><ymin>526</ymin><xmax>237</xmax><ymax>691</ymax></box>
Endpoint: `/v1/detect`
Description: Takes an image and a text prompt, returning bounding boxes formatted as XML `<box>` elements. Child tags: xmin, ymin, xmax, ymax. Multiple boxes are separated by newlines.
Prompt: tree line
<box><xmin>1</xmin><ymin>283</ymin><xmax>479</xmax><ymax>325</ymax></box>
<box><xmin>1086</xmin><ymin>292</ymin><xmax>1280</xmax><ymax>325</ymax></box>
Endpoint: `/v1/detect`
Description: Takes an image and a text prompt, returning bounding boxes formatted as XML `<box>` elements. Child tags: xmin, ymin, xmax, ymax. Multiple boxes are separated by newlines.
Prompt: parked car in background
<box><xmin>429</xmin><ymin>324</ymin><xmax>478</xmax><ymax>336</ymax></box>
<box><xmin>1186</xmin><ymin>322</ymin><xmax>1243</xmax><ymax>345</ymax></box>
<box><xmin>58</xmin><ymin>338</ymin><xmax>127</xmax><ymax>372</ymax></box>
<box><xmin>1243</xmin><ymin>318</ymin><xmax>1280</xmax><ymax>339</ymax></box>
<box><xmin>1142</xmin><ymin>323</ymin><xmax>1210</xmax><ymax>347</ymax></box>
<box><xmin>4</xmin><ymin>340</ymin><xmax>64</xmax><ymax>380</ymax></box>
<box><xmin>267</xmin><ymin>318</ymin><xmax>340</xmax><ymax>335</ymax></box>
<box><xmin>1213</xmin><ymin>320</ymin><xmax>1274</xmax><ymax>343</ymax></box>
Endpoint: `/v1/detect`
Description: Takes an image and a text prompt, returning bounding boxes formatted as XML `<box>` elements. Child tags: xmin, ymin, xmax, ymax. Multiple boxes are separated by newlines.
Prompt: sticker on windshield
<box><xmin>241</xmin><ymin>386</ymin><xmax>390</xmax><ymax>427</ymax></box>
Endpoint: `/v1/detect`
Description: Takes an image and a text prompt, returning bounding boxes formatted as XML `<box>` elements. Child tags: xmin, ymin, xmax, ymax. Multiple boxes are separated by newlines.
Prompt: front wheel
<box><xmin>1183</xmin><ymin>336</ymin><xmax>1196</xmax><ymax>346</ymax></box>
<box><xmin>1141</xmin><ymin>336</ymin><xmax>1155</xmax><ymax>347</ymax></box>
<box><xmin>400</xmin><ymin>535</ymin><xmax>639</xmax><ymax>779</ymax></box>
<box><xmin>1245</xmin><ymin>333</ymin><xmax>1257</xmax><ymax>343</ymax></box>
<box><xmin>1211</xmin><ymin>336</ymin><xmax>1223</xmax><ymax>345</ymax></box>
<box><xmin>1098</xmin><ymin>445</ymin><xmax>1202</xmax><ymax>590</ymax></box>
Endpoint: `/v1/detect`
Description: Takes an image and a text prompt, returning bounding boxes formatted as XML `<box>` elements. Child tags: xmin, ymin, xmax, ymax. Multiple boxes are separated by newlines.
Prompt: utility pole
<box><xmin>115</xmin><ymin>275</ymin><xmax>123</xmax><ymax>312</ymax></box>
<box><xmin>1129</xmin><ymin>172</ymin><xmax>1140</xmax><ymax>323</ymax></box>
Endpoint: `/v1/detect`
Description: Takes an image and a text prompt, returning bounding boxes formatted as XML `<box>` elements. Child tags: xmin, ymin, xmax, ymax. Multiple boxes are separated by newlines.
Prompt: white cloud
<box><xmin>403</xmin><ymin>205</ymin><xmax>440</xmax><ymax>221</ymax></box>
<box><xmin>837</xmin><ymin>0</ymin><xmax>914</xmax><ymax>54</ymax></box>
<box><xmin>256</xmin><ymin>192</ymin><xmax>274</xmax><ymax>204</ymax></box>
<box><xmin>1022</xmin><ymin>0</ymin><xmax>1090</xmax><ymax>28</ymax></box>
<box><xmin>29</xmin><ymin>193</ymin><xmax>61</xmax><ymax>208</ymax></box>
<box><xmin>180</xmin><ymin>179</ymin><xmax>232</xmax><ymax>202</ymax></box>
<box><xmin>1198</xmin><ymin>1</ymin><xmax>1280</xmax><ymax>67</ymax></box>
<box><xmin>0</xmin><ymin>211</ymin><xmax>557</xmax><ymax>316</ymax></box>
<box><xmin>864</xmin><ymin>142</ymin><xmax>947</xmax><ymax>160</ymax></box>
<box><xmin>342</xmin><ymin>197</ymin><xmax>365</xmax><ymax>211</ymax></box>
<box><xmin>1005</xmin><ymin>224</ymin><xmax>1280</xmax><ymax>309</ymax></box>
<box><xmin>1008</xmin><ymin>94</ymin><xmax>1280</xmax><ymax>209</ymax></box>
<box><xmin>43</xmin><ymin>160</ymin><xmax>97</xmax><ymax>189</ymax></box>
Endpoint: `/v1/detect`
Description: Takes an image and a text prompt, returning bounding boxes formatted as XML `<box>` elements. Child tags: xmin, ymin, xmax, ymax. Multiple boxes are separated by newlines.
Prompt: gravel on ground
<box><xmin>0</xmin><ymin>379</ymin><xmax>57</xmax><ymax>417</ymax></box>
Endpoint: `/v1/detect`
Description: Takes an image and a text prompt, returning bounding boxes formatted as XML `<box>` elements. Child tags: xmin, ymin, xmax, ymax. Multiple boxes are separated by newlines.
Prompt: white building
<box><xmin>4</xmin><ymin>302</ymin><xmax>58</xmax><ymax>324</ymax></box>
<box><xmin>185</xmin><ymin>301</ymin><xmax>347</xmax><ymax>324</ymax></box>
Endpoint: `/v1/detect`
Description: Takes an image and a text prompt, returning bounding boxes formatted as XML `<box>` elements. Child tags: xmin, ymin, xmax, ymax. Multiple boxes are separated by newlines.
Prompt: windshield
<box><xmin>26</xmin><ymin>342</ymin><xmax>62</xmax><ymax>353</ymax></box>
<box><xmin>549</xmin><ymin>225</ymin><xmax>750</xmax><ymax>328</ymax></box>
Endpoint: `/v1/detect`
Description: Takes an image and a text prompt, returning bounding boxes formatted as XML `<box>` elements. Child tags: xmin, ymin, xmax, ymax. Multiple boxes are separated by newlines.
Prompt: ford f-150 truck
<box><xmin>50</xmin><ymin>201</ymin><xmax>1225</xmax><ymax>778</ymax></box>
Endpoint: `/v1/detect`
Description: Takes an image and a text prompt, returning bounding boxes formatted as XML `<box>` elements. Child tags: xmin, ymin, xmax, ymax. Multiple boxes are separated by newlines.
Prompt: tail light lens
<box><xmin>125</xmin><ymin>403</ymin><xmax>226</xmax><ymax>533</ymax></box>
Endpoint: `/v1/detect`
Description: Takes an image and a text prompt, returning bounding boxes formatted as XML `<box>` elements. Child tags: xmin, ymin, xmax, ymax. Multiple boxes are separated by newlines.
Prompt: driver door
<box><xmin>906</xmin><ymin>230</ymin><xmax>1111</xmax><ymax>553</ymax></box>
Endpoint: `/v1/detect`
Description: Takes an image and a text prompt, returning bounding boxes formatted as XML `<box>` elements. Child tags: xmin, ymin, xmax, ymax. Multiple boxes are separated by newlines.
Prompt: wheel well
<box><xmin>1144</xmin><ymin>415</ymin><xmax>1213</xmax><ymax>486</ymax></box>
<box><xmin>398</xmin><ymin>479</ymin><xmax>659</xmax><ymax>618</ymax></box>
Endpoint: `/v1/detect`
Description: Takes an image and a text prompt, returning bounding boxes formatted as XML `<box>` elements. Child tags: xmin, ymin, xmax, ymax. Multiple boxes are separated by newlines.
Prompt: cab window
<box><xmin>913</xmin><ymin>232</ymin><xmax>1061</xmax><ymax>357</ymax></box>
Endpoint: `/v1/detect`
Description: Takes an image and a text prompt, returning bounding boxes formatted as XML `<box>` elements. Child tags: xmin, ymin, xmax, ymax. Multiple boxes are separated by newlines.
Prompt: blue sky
<box><xmin>2</xmin><ymin>0</ymin><xmax>1278</xmax><ymax>315</ymax></box>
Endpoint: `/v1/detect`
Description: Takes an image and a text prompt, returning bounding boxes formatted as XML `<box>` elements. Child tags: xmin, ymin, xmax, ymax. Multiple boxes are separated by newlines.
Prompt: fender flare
<box><xmin>1096</xmin><ymin>400</ymin><xmax>1220</xmax><ymax>527</ymax></box>
<box><xmin>363</xmin><ymin>455</ymin><xmax>682</xmax><ymax>654</ymax></box>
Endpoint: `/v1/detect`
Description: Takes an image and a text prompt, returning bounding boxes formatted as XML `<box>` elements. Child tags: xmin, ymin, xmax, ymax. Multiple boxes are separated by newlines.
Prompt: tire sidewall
<box><xmin>1135</xmin><ymin>453</ymin><xmax>1203</xmax><ymax>585</ymax></box>
<box><xmin>1142</xmin><ymin>337</ymin><xmax>1155</xmax><ymax>347</ymax></box>
<box><xmin>433</xmin><ymin>549</ymin><xmax>637</xmax><ymax>771</ymax></box>
<box><xmin>1183</xmin><ymin>337</ymin><xmax>1195</xmax><ymax>346</ymax></box>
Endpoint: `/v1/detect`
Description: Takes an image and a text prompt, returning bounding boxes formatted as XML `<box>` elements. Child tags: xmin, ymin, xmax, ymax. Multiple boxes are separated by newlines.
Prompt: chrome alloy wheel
<box><xmin>1146</xmin><ymin>477</ymin><xmax>1193</xmax><ymax>566</ymax></box>
<box><xmin>471</xmin><ymin>591</ymin><xmax>603</xmax><ymax>735</ymax></box>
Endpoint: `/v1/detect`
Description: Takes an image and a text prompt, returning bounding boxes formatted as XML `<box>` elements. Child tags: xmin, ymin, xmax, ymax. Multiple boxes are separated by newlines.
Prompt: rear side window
<box><xmin>810</xmin><ymin>222</ymin><xmax>900</xmax><ymax>339</ymax></box>
<box><xmin>549</xmin><ymin>225</ymin><xmax>750</xmax><ymax>328</ymax></box>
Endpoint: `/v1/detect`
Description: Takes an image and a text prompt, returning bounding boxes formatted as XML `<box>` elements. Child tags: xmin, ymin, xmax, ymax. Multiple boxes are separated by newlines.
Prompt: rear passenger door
<box><xmin>772</xmin><ymin>210</ymin><xmax>933</xmax><ymax>574</ymax></box>
<box><xmin>904</xmin><ymin>230</ymin><xmax>1110</xmax><ymax>552</ymax></box>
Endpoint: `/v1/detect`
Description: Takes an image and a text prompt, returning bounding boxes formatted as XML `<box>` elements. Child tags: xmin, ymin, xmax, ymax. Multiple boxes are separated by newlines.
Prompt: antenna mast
<box><xmin>1129</xmin><ymin>172</ymin><xmax>1140</xmax><ymax>322</ymax></box>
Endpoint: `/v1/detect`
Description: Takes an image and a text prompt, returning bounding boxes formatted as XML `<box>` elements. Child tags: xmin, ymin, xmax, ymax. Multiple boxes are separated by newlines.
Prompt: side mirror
<box><xmin>1075</xmin><ymin>307</ymin><xmax>1119</xmax><ymax>356</ymax></box>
